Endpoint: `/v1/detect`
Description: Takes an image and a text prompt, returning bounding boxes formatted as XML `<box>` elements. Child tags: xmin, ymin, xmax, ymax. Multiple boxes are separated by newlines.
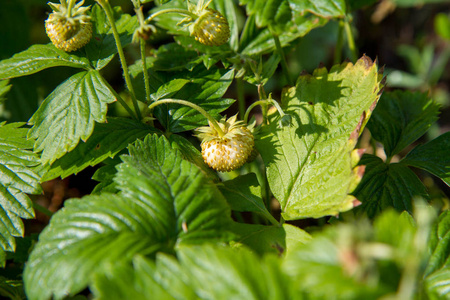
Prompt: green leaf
<box><xmin>239</xmin><ymin>0</ymin><xmax>292</xmax><ymax>30</ymax></box>
<box><xmin>367</xmin><ymin>91</ymin><xmax>440</xmax><ymax>158</ymax></box>
<box><xmin>353</xmin><ymin>154</ymin><xmax>429</xmax><ymax>218</ymax></box>
<box><xmin>289</xmin><ymin>0</ymin><xmax>347</xmax><ymax>18</ymax></box>
<box><xmin>28</xmin><ymin>70</ymin><xmax>116</xmax><ymax>165</ymax></box>
<box><xmin>424</xmin><ymin>211</ymin><xmax>450</xmax><ymax>299</ymax></box>
<box><xmin>85</xmin><ymin>5</ymin><xmax>138</xmax><ymax>70</ymax></box>
<box><xmin>241</xmin><ymin>16</ymin><xmax>328</xmax><ymax>55</ymax></box>
<box><xmin>219</xmin><ymin>173</ymin><xmax>275</xmax><ymax>223</ymax></box>
<box><xmin>425</xmin><ymin>211</ymin><xmax>450</xmax><ymax>276</ymax></box>
<box><xmin>154</xmin><ymin>66</ymin><xmax>235</xmax><ymax>133</ymax></box>
<box><xmin>150</xmin><ymin>79</ymin><xmax>190</xmax><ymax>101</ymax></box>
<box><xmin>230</xmin><ymin>223</ymin><xmax>286</xmax><ymax>255</ymax></box>
<box><xmin>0</xmin><ymin>44</ymin><xmax>91</xmax><ymax>80</ymax></box>
<box><xmin>167</xmin><ymin>134</ymin><xmax>219</xmax><ymax>182</ymax></box>
<box><xmin>213</xmin><ymin>0</ymin><xmax>239</xmax><ymax>51</ymax></box>
<box><xmin>94</xmin><ymin>245</ymin><xmax>299</xmax><ymax>300</ymax></box>
<box><xmin>91</xmin><ymin>157</ymin><xmax>121</xmax><ymax>194</ymax></box>
<box><xmin>24</xmin><ymin>135</ymin><xmax>233</xmax><ymax>300</ymax></box>
<box><xmin>0</xmin><ymin>276</ymin><xmax>26</xmax><ymax>300</ymax></box>
<box><xmin>283</xmin><ymin>211</ymin><xmax>408</xmax><ymax>299</ymax></box>
<box><xmin>230</xmin><ymin>222</ymin><xmax>310</xmax><ymax>256</ymax></box>
<box><xmin>425</xmin><ymin>267</ymin><xmax>450</xmax><ymax>300</ymax></box>
<box><xmin>0</xmin><ymin>80</ymin><xmax>11</xmax><ymax>105</ymax></box>
<box><xmin>401</xmin><ymin>132</ymin><xmax>450</xmax><ymax>187</ymax></box>
<box><xmin>0</xmin><ymin>122</ymin><xmax>41</xmax><ymax>267</ymax></box>
<box><xmin>257</xmin><ymin>56</ymin><xmax>384</xmax><ymax>219</ymax></box>
<box><xmin>41</xmin><ymin>117</ymin><xmax>159</xmax><ymax>181</ymax></box>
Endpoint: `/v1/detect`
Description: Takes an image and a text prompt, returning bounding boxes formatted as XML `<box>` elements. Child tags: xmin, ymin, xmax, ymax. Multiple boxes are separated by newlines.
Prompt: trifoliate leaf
<box><xmin>28</xmin><ymin>70</ymin><xmax>116</xmax><ymax>165</ymax></box>
<box><xmin>367</xmin><ymin>91</ymin><xmax>440</xmax><ymax>158</ymax></box>
<box><xmin>352</xmin><ymin>154</ymin><xmax>429</xmax><ymax>218</ymax></box>
<box><xmin>0</xmin><ymin>122</ymin><xmax>41</xmax><ymax>267</ymax></box>
<box><xmin>401</xmin><ymin>132</ymin><xmax>450</xmax><ymax>187</ymax></box>
<box><xmin>42</xmin><ymin>117</ymin><xmax>159</xmax><ymax>181</ymax></box>
<box><xmin>24</xmin><ymin>134</ymin><xmax>233</xmax><ymax>300</ymax></box>
<box><xmin>0</xmin><ymin>44</ymin><xmax>91</xmax><ymax>80</ymax></box>
<box><xmin>257</xmin><ymin>56</ymin><xmax>384</xmax><ymax>219</ymax></box>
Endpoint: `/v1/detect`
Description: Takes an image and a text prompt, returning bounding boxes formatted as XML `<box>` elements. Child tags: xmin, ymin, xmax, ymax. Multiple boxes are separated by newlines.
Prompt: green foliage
<box><xmin>367</xmin><ymin>91</ymin><xmax>440</xmax><ymax>158</ymax></box>
<box><xmin>257</xmin><ymin>56</ymin><xmax>384</xmax><ymax>219</ymax></box>
<box><xmin>23</xmin><ymin>135</ymin><xmax>234</xmax><ymax>300</ymax></box>
<box><xmin>0</xmin><ymin>0</ymin><xmax>448</xmax><ymax>299</ymax></box>
<box><xmin>0</xmin><ymin>122</ymin><xmax>41</xmax><ymax>267</ymax></box>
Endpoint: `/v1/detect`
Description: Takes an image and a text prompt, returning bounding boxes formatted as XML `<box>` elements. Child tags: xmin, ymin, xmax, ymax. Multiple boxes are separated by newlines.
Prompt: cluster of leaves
<box><xmin>0</xmin><ymin>0</ymin><xmax>449</xmax><ymax>299</ymax></box>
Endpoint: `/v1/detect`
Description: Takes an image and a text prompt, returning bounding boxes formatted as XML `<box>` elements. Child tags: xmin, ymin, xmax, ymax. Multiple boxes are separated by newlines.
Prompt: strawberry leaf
<box><xmin>28</xmin><ymin>70</ymin><xmax>116</xmax><ymax>165</ymax></box>
<box><xmin>401</xmin><ymin>132</ymin><xmax>450</xmax><ymax>187</ymax></box>
<box><xmin>42</xmin><ymin>117</ymin><xmax>160</xmax><ymax>181</ymax></box>
<box><xmin>23</xmin><ymin>134</ymin><xmax>233</xmax><ymax>300</ymax></box>
<box><xmin>352</xmin><ymin>154</ymin><xmax>429</xmax><ymax>218</ymax></box>
<box><xmin>257</xmin><ymin>56</ymin><xmax>384</xmax><ymax>219</ymax></box>
<box><xmin>85</xmin><ymin>5</ymin><xmax>138</xmax><ymax>70</ymax></box>
<box><xmin>367</xmin><ymin>91</ymin><xmax>440</xmax><ymax>158</ymax></box>
<box><xmin>0</xmin><ymin>122</ymin><xmax>41</xmax><ymax>267</ymax></box>
<box><xmin>0</xmin><ymin>44</ymin><xmax>91</xmax><ymax>80</ymax></box>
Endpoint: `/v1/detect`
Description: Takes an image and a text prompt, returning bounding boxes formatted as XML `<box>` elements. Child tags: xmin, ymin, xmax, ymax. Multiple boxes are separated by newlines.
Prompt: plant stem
<box><xmin>237</xmin><ymin>78</ymin><xmax>246</xmax><ymax>119</ymax></box>
<box><xmin>244</xmin><ymin>99</ymin><xmax>286</xmax><ymax>124</ymax></box>
<box><xmin>272</xmin><ymin>32</ymin><xmax>293</xmax><ymax>86</ymax></box>
<box><xmin>148</xmin><ymin>99</ymin><xmax>225</xmax><ymax>137</ymax></box>
<box><xmin>334</xmin><ymin>20</ymin><xmax>345</xmax><ymax>64</ymax></box>
<box><xmin>96</xmin><ymin>0</ymin><xmax>142</xmax><ymax>120</ymax></box>
<box><xmin>146</xmin><ymin>8</ymin><xmax>197</xmax><ymax>23</ymax></box>
<box><xmin>33</xmin><ymin>202</ymin><xmax>54</xmax><ymax>217</ymax></box>
<box><xmin>344</xmin><ymin>19</ymin><xmax>358</xmax><ymax>62</ymax></box>
<box><xmin>100</xmin><ymin>73</ymin><xmax>139</xmax><ymax>120</ymax></box>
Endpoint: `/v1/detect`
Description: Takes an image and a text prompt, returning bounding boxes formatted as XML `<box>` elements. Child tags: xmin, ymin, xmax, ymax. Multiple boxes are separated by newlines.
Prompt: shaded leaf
<box><xmin>402</xmin><ymin>132</ymin><xmax>450</xmax><ymax>187</ymax></box>
<box><xmin>0</xmin><ymin>80</ymin><xmax>11</xmax><ymax>105</ymax></box>
<box><xmin>154</xmin><ymin>66</ymin><xmax>235</xmax><ymax>133</ymax></box>
<box><xmin>230</xmin><ymin>223</ymin><xmax>286</xmax><ymax>255</ymax></box>
<box><xmin>289</xmin><ymin>0</ymin><xmax>347</xmax><ymax>18</ymax></box>
<box><xmin>367</xmin><ymin>91</ymin><xmax>440</xmax><ymax>158</ymax></box>
<box><xmin>28</xmin><ymin>70</ymin><xmax>116</xmax><ymax>165</ymax></box>
<box><xmin>219</xmin><ymin>173</ymin><xmax>273</xmax><ymax>221</ymax></box>
<box><xmin>257</xmin><ymin>56</ymin><xmax>384</xmax><ymax>219</ymax></box>
<box><xmin>42</xmin><ymin>117</ymin><xmax>159</xmax><ymax>181</ymax></box>
<box><xmin>0</xmin><ymin>44</ymin><xmax>91</xmax><ymax>80</ymax></box>
<box><xmin>91</xmin><ymin>157</ymin><xmax>121</xmax><ymax>195</ymax></box>
<box><xmin>353</xmin><ymin>154</ymin><xmax>429</xmax><ymax>218</ymax></box>
<box><xmin>0</xmin><ymin>122</ymin><xmax>41</xmax><ymax>267</ymax></box>
<box><xmin>239</xmin><ymin>0</ymin><xmax>292</xmax><ymax>30</ymax></box>
<box><xmin>24</xmin><ymin>135</ymin><xmax>233</xmax><ymax>300</ymax></box>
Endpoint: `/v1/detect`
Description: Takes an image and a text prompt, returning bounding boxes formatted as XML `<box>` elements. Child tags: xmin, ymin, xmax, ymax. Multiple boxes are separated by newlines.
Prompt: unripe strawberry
<box><xmin>197</xmin><ymin>115</ymin><xmax>254</xmax><ymax>172</ymax></box>
<box><xmin>45</xmin><ymin>1</ymin><xmax>92</xmax><ymax>52</ymax></box>
<box><xmin>189</xmin><ymin>8</ymin><xmax>230</xmax><ymax>46</ymax></box>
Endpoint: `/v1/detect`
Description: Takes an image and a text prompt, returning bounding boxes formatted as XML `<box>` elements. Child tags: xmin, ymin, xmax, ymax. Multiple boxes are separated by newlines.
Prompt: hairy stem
<box><xmin>33</xmin><ymin>202</ymin><xmax>54</xmax><ymax>217</ymax></box>
<box><xmin>272</xmin><ymin>32</ymin><xmax>293</xmax><ymax>86</ymax></box>
<box><xmin>148</xmin><ymin>99</ymin><xmax>225</xmax><ymax>137</ymax></box>
<box><xmin>334</xmin><ymin>20</ymin><xmax>345</xmax><ymax>64</ymax></box>
<box><xmin>146</xmin><ymin>8</ymin><xmax>197</xmax><ymax>23</ymax></box>
<box><xmin>344</xmin><ymin>19</ymin><xmax>358</xmax><ymax>62</ymax></box>
<box><xmin>96</xmin><ymin>0</ymin><xmax>142</xmax><ymax>120</ymax></box>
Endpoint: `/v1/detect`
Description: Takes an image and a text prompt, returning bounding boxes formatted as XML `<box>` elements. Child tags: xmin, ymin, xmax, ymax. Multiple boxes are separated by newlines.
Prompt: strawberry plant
<box><xmin>0</xmin><ymin>0</ymin><xmax>449</xmax><ymax>299</ymax></box>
